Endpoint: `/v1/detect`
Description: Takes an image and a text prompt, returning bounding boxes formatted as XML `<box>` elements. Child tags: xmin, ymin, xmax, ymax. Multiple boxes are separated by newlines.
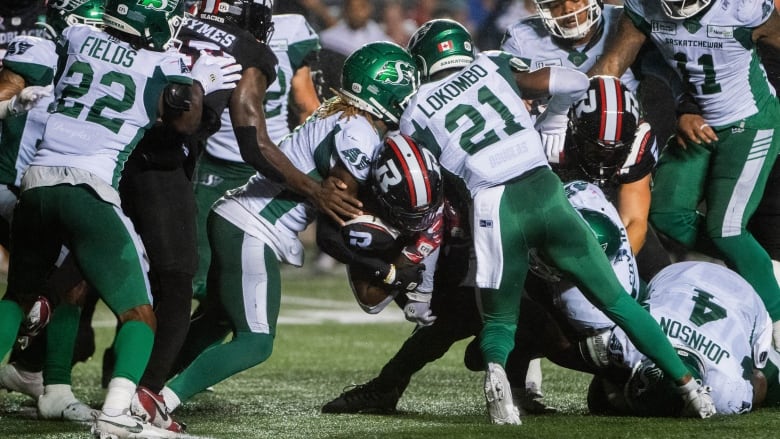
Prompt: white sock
<box><xmin>773</xmin><ymin>320</ymin><xmax>780</xmax><ymax>351</ymax></box>
<box><xmin>525</xmin><ymin>359</ymin><xmax>543</xmax><ymax>396</ymax></box>
<box><xmin>102</xmin><ymin>377</ymin><xmax>136</xmax><ymax>417</ymax></box>
<box><xmin>43</xmin><ymin>384</ymin><xmax>76</xmax><ymax>400</ymax></box>
<box><xmin>160</xmin><ymin>386</ymin><xmax>181</xmax><ymax>413</ymax></box>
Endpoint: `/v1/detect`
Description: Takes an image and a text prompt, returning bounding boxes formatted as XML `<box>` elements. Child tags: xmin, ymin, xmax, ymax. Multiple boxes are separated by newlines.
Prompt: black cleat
<box><xmin>321</xmin><ymin>380</ymin><xmax>401</xmax><ymax>414</ymax></box>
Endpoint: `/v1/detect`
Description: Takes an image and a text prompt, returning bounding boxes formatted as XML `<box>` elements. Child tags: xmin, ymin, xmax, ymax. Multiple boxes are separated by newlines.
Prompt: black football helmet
<box><xmin>198</xmin><ymin>0</ymin><xmax>274</xmax><ymax>42</ymax></box>
<box><xmin>371</xmin><ymin>133</ymin><xmax>443</xmax><ymax>232</ymax></box>
<box><xmin>568</xmin><ymin>76</ymin><xmax>639</xmax><ymax>186</ymax></box>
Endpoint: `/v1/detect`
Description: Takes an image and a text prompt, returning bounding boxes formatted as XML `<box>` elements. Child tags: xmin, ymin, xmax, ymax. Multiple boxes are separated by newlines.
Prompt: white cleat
<box><xmin>92</xmin><ymin>409</ymin><xmax>181</xmax><ymax>438</ymax></box>
<box><xmin>38</xmin><ymin>388</ymin><xmax>99</xmax><ymax>422</ymax></box>
<box><xmin>0</xmin><ymin>363</ymin><xmax>43</xmax><ymax>399</ymax></box>
<box><xmin>484</xmin><ymin>363</ymin><xmax>521</xmax><ymax>425</ymax></box>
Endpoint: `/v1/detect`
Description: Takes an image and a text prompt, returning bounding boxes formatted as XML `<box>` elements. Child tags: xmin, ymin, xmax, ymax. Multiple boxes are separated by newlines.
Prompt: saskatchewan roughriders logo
<box><xmin>374</xmin><ymin>61</ymin><xmax>415</xmax><ymax>86</ymax></box>
<box><xmin>137</xmin><ymin>0</ymin><xmax>174</xmax><ymax>10</ymax></box>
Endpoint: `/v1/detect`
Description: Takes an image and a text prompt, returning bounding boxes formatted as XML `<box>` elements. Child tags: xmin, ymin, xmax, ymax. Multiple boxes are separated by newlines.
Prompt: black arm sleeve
<box><xmin>315</xmin><ymin>214</ymin><xmax>393</xmax><ymax>279</ymax></box>
<box><xmin>233</xmin><ymin>126</ymin><xmax>286</xmax><ymax>183</ymax></box>
<box><xmin>316</xmin><ymin>214</ymin><xmax>357</xmax><ymax>265</ymax></box>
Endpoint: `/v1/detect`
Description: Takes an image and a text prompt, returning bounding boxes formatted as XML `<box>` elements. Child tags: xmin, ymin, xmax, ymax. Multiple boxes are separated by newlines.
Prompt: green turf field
<box><xmin>2</xmin><ymin>267</ymin><xmax>780</xmax><ymax>438</ymax></box>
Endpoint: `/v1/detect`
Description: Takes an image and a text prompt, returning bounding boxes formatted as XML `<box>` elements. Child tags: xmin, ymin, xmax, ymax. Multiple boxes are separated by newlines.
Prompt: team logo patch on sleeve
<box><xmin>179</xmin><ymin>58</ymin><xmax>190</xmax><ymax>73</ymax></box>
<box><xmin>341</xmin><ymin>148</ymin><xmax>370</xmax><ymax>170</ymax></box>
<box><xmin>6</xmin><ymin>40</ymin><xmax>33</xmax><ymax>56</ymax></box>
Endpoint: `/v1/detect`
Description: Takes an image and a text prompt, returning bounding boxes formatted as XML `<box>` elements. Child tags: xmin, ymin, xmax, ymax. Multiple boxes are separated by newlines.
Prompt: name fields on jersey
<box><xmin>80</xmin><ymin>36</ymin><xmax>136</xmax><ymax>68</ymax></box>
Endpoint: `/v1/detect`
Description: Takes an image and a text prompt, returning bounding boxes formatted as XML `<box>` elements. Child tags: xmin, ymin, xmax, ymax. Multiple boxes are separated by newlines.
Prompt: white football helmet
<box><xmin>535</xmin><ymin>0</ymin><xmax>603</xmax><ymax>40</ymax></box>
<box><xmin>660</xmin><ymin>0</ymin><xmax>712</xmax><ymax>19</ymax></box>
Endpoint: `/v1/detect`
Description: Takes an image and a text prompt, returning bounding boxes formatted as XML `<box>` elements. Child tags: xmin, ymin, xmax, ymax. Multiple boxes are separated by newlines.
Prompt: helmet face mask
<box><xmin>660</xmin><ymin>0</ymin><xmax>712</xmax><ymax>19</ymax></box>
<box><xmin>569</xmin><ymin>76</ymin><xmax>639</xmax><ymax>187</ymax></box>
<box><xmin>340</xmin><ymin>41</ymin><xmax>419</xmax><ymax>126</ymax></box>
<box><xmin>407</xmin><ymin>19</ymin><xmax>475</xmax><ymax>82</ymax></box>
<box><xmin>197</xmin><ymin>0</ymin><xmax>274</xmax><ymax>42</ymax></box>
<box><xmin>45</xmin><ymin>0</ymin><xmax>105</xmax><ymax>37</ymax></box>
<box><xmin>535</xmin><ymin>0</ymin><xmax>602</xmax><ymax>40</ymax></box>
<box><xmin>371</xmin><ymin>134</ymin><xmax>443</xmax><ymax>232</ymax></box>
<box><xmin>103</xmin><ymin>0</ymin><xmax>185</xmax><ymax>51</ymax></box>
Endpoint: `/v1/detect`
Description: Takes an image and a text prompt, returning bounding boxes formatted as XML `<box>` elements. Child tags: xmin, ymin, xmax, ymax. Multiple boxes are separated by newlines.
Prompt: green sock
<box><xmin>44</xmin><ymin>303</ymin><xmax>81</xmax><ymax>385</ymax></box>
<box><xmin>0</xmin><ymin>300</ymin><xmax>24</xmax><ymax>360</ymax></box>
<box><xmin>112</xmin><ymin>320</ymin><xmax>154</xmax><ymax>384</ymax></box>
<box><xmin>169</xmin><ymin>332</ymin><xmax>273</xmax><ymax>403</ymax></box>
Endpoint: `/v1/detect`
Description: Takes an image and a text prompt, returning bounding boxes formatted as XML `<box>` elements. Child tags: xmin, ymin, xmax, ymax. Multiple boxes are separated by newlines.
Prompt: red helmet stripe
<box><xmin>386</xmin><ymin>135</ymin><xmax>431</xmax><ymax>208</ymax></box>
<box><xmin>201</xmin><ymin>0</ymin><xmax>218</xmax><ymax>14</ymax></box>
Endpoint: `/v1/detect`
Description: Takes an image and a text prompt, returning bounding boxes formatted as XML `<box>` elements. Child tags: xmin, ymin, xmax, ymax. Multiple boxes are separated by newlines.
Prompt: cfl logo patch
<box><xmin>479</xmin><ymin>219</ymin><xmax>493</xmax><ymax>228</ymax></box>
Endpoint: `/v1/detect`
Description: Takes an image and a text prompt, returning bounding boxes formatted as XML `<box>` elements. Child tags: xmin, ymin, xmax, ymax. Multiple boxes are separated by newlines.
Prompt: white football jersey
<box><xmin>0</xmin><ymin>35</ymin><xmax>57</xmax><ymax>187</ymax></box>
<box><xmin>624</xmin><ymin>0</ymin><xmax>776</xmax><ymax>126</ymax></box>
<box><xmin>400</xmin><ymin>51</ymin><xmax>548</xmax><ymax>195</ymax></box>
<box><xmin>33</xmin><ymin>25</ymin><xmax>191</xmax><ymax>188</ymax></box>
<box><xmin>550</xmin><ymin>181</ymin><xmax>640</xmax><ymax>334</ymax></box>
<box><xmin>610</xmin><ymin>261</ymin><xmax>773</xmax><ymax>414</ymax></box>
<box><xmin>206</xmin><ymin>14</ymin><xmax>319</xmax><ymax>162</ymax></box>
<box><xmin>213</xmin><ymin>110</ymin><xmax>381</xmax><ymax>264</ymax></box>
<box><xmin>502</xmin><ymin>5</ymin><xmax>640</xmax><ymax>92</ymax></box>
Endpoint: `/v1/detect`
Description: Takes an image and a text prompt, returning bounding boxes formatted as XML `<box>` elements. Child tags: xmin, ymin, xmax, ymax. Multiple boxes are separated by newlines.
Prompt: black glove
<box><xmin>383</xmin><ymin>263</ymin><xmax>424</xmax><ymax>292</ymax></box>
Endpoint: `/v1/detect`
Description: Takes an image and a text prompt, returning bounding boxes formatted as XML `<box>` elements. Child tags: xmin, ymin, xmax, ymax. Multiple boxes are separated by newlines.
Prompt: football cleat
<box><xmin>321</xmin><ymin>380</ymin><xmax>401</xmax><ymax>414</ymax></box>
<box><xmin>0</xmin><ymin>363</ymin><xmax>44</xmax><ymax>399</ymax></box>
<box><xmin>580</xmin><ymin>329</ymin><xmax>612</xmax><ymax>369</ymax></box>
<box><xmin>677</xmin><ymin>379</ymin><xmax>716</xmax><ymax>419</ymax></box>
<box><xmin>92</xmin><ymin>409</ymin><xmax>179</xmax><ymax>439</ymax></box>
<box><xmin>38</xmin><ymin>388</ymin><xmax>98</xmax><ymax>422</ymax></box>
<box><xmin>512</xmin><ymin>387</ymin><xmax>558</xmax><ymax>415</ymax></box>
<box><xmin>130</xmin><ymin>386</ymin><xmax>186</xmax><ymax>433</ymax></box>
<box><xmin>484</xmin><ymin>363</ymin><xmax>521</xmax><ymax>425</ymax></box>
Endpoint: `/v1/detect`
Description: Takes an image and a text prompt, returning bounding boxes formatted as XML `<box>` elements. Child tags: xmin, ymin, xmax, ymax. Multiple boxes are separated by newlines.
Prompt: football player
<box><xmin>0</xmin><ymin>0</ymin><xmax>46</xmax><ymax>65</ymax></box>
<box><xmin>191</xmin><ymin>12</ymin><xmax>322</xmax><ymax>302</ymax></box>
<box><xmin>588</xmin><ymin>0</ymin><xmax>780</xmax><ymax>348</ymax></box>
<box><xmin>400</xmin><ymin>18</ymin><xmax>714</xmax><ymax>424</ymax></box>
<box><xmin>587</xmin><ymin>261</ymin><xmax>773</xmax><ymax>417</ymax></box>
<box><xmin>142</xmin><ymin>41</ymin><xmax>419</xmax><ymax>432</ymax></box>
<box><xmin>0</xmin><ymin>0</ymin><xmax>209</xmax><ymax>436</ymax></box>
<box><xmin>315</xmin><ymin>132</ymin><xmax>446</xmax><ymax>324</ymax></box>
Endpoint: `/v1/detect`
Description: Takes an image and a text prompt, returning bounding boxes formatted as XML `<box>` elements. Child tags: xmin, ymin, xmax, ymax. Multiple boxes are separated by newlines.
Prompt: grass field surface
<box><xmin>2</xmin><ymin>267</ymin><xmax>780</xmax><ymax>438</ymax></box>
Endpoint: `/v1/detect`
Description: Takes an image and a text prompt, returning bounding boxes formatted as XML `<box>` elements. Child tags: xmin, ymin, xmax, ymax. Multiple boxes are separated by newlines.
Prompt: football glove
<box><xmin>383</xmin><ymin>263</ymin><xmax>424</xmax><ymax>292</ymax></box>
<box><xmin>535</xmin><ymin>108</ymin><xmax>568</xmax><ymax>164</ymax></box>
<box><xmin>403</xmin><ymin>291</ymin><xmax>436</xmax><ymax>326</ymax></box>
<box><xmin>676</xmin><ymin>379</ymin><xmax>715</xmax><ymax>418</ymax></box>
<box><xmin>191</xmin><ymin>51</ymin><xmax>242</xmax><ymax>96</ymax></box>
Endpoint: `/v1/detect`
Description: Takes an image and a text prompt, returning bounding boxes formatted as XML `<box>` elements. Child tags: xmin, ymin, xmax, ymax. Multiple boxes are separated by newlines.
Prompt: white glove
<box><xmin>403</xmin><ymin>291</ymin><xmax>436</xmax><ymax>326</ymax></box>
<box><xmin>191</xmin><ymin>51</ymin><xmax>242</xmax><ymax>95</ymax></box>
<box><xmin>15</xmin><ymin>84</ymin><xmax>53</xmax><ymax>112</ymax></box>
<box><xmin>676</xmin><ymin>379</ymin><xmax>716</xmax><ymax>418</ymax></box>
<box><xmin>534</xmin><ymin>108</ymin><xmax>569</xmax><ymax>164</ymax></box>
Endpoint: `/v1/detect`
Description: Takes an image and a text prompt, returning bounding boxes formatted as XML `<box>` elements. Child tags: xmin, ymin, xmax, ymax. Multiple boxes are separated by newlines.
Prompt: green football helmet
<box><xmin>529</xmin><ymin>206</ymin><xmax>621</xmax><ymax>282</ymax></box>
<box><xmin>623</xmin><ymin>348</ymin><xmax>705</xmax><ymax>416</ymax></box>
<box><xmin>407</xmin><ymin>19</ymin><xmax>475</xmax><ymax>82</ymax></box>
<box><xmin>45</xmin><ymin>0</ymin><xmax>105</xmax><ymax>37</ymax></box>
<box><xmin>340</xmin><ymin>41</ymin><xmax>419</xmax><ymax>126</ymax></box>
<box><xmin>578</xmin><ymin>208</ymin><xmax>622</xmax><ymax>262</ymax></box>
<box><xmin>103</xmin><ymin>0</ymin><xmax>186</xmax><ymax>51</ymax></box>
